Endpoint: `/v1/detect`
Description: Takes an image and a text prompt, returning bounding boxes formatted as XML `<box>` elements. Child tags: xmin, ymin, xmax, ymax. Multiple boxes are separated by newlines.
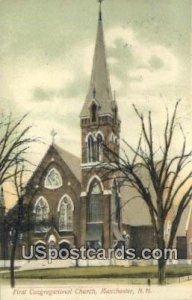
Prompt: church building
<box><xmin>0</xmin><ymin>3</ymin><xmax>191</xmax><ymax>261</ymax></box>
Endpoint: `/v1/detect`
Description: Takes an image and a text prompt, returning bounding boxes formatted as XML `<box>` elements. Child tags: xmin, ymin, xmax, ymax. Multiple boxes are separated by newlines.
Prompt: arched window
<box><xmin>96</xmin><ymin>134</ymin><xmax>103</xmax><ymax>162</ymax></box>
<box><xmin>88</xmin><ymin>179</ymin><xmax>103</xmax><ymax>222</ymax></box>
<box><xmin>87</xmin><ymin>135</ymin><xmax>94</xmax><ymax>162</ymax></box>
<box><xmin>44</xmin><ymin>168</ymin><xmax>62</xmax><ymax>189</ymax></box>
<box><xmin>58</xmin><ymin>196</ymin><xmax>73</xmax><ymax>231</ymax></box>
<box><xmin>34</xmin><ymin>197</ymin><xmax>49</xmax><ymax>232</ymax></box>
<box><xmin>111</xmin><ymin>181</ymin><xmax>120</xmax><ymax>224</ymax></box>
<box><xmin>91</xmin><ymin>103</ymin><xmax>97</xmax><ymax>122</ymax></box>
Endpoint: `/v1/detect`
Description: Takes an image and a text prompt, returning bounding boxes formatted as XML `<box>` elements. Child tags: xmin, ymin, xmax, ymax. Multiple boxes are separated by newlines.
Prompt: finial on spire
<box><xmin>50</xmin><ymin>129</ymin><xmax>57</xmax><ymax>144</ymax></box>
<box><xmin>98</xmin><ymin>0</ymin><xmax>104</xmax><ymax>21</ymax></box>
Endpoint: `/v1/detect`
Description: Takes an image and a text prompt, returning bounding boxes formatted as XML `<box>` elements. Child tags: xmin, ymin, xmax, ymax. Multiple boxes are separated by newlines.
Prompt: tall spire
<box><xmin>80</xmin><ymin>0</ymin><xmax>113</xmax><ymax>118</ymax></box>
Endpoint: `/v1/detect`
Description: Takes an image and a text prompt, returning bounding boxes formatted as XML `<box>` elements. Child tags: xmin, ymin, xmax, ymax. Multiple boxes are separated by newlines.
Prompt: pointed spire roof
<box><xmin>80</xmin><ymin>3</ymin><xmax>113</xmax><ymax>118</ymax></box>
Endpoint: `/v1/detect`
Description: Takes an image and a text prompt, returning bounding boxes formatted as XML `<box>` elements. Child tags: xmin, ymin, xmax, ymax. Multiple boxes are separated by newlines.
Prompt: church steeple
<box><xmin>80</xmin><ymin>0</ymin><xmax>113</xmax><ymax>118</ymax></box>
<box><xmin>80</xmin><ymin>3</ymin><xmax>122</xmax><ymax>250</ymax></box>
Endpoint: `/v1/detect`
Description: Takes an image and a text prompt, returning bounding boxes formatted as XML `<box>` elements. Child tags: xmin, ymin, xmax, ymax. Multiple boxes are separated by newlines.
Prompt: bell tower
<box><xmin>79</xmin><ymin>1</ymin><xmax>123</xmax><ymax>249</ymax></box>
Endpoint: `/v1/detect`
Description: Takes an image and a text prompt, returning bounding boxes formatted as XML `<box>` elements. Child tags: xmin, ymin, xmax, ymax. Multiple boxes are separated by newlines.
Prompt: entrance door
<box><xmin>59</xmin><ymin>241</ymin><xmax>70</xmax><ymax>251</ymax></box>
<box><xmin>59</xmin><ymin>241</ymin><xmax>70</xmax><ymax>258</ymax></box>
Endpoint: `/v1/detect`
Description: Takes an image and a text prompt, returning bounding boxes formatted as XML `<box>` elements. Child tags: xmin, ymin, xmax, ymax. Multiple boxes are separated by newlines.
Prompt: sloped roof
<box><xmin>119</xmin><ymin>165</ymin><xmax>158</xmax><ymax>226</ymax></box>
<box><xmin>120</xmin><ymin>184</ymin><xmax>152</xmax><ymax>226</ymax></box>
<box><xmin>80</xmin><ymin>10</ymin><xmax>113</xmax><ymax>118</ymax></box>
<box><xmin>24</xmin><ymin>143</ymin><xmax>81</xmax><ymax>194</ymax></box>
<box><xmin>53</xmin><ymin>144</ymin><xmax>81</xmax><ymax>182</ymax></box>
<box><xmin>176</xmin><ymin>205</ymin><xmax>192</xmax><ymax>236</ymax></box>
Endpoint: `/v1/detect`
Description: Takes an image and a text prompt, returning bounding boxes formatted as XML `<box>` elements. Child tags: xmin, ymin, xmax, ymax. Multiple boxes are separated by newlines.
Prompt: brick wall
<box><xmin>130</xmin><ymin>226</ymin><xmax>156</xmax><ymax>256</ymax></box>
<box><xmin>19</xmin><ymin>145</ymin><xmax>81</xmax><ymax>256</ymax></box>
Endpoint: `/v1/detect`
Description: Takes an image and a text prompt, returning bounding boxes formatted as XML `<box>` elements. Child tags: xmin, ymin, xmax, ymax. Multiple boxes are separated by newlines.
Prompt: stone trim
<box><xmin>81</xmin><ymin>189</ymin><xmax>112</xmax><ymax>196</ymax></box>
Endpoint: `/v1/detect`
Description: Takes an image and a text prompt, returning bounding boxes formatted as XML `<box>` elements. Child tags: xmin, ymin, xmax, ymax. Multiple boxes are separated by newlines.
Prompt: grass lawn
<box><xmin>1</xmin><ymin>265</ymin><xmax>192</xmax><ymax>279</ymax></box>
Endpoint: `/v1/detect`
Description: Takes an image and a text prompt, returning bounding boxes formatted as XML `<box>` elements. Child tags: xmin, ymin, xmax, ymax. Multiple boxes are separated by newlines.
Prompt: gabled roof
<box><xmin>24</xmin><ymin>143</ymin><xmax>81</xmax><ymax>195</ymax></box>
<box><xmin>53</xmin><ymin>144</ymin><xmax>81</xmax><ymax>182</ymax></box>
<box><xmin>176</xmin><ymin>205</ymin><xmax>192</xmax><ymax>236</ymax></box>
<box><xmin>80</xmin><ymin>6</ymin><xmax>113</xmax><ymax>118</ymax></box>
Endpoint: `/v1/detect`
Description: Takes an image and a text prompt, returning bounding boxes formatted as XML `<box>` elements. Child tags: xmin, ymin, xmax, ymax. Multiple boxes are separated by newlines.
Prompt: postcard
<box><xmin>0</xmin><ymin>0</ymin><xmax>192</xmax><ymax>299</ymax></box>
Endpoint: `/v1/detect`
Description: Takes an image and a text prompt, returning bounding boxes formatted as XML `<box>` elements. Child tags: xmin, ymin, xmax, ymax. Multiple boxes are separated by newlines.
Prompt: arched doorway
<box><xmin>59</xmin><ymin>241</ymin><xmax>70</xmax><ymax>251</ymax></box>
<box><xmin>59</xmin><ymin>240</ymin><xmax>70</xmax><ymax>259</ymax></box>
<box><xmin>86</xmin><ymin>178</ymin><xmax>103</xmax><ymax>249</ymax></box>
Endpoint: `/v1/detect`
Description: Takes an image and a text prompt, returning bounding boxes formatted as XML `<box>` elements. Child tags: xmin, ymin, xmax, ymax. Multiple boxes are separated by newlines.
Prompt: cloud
<box><xmin>107</xmin><ymin>27</ymin><xmax>191</xmax><ymax>153</ymax></box>
<box><xmin>105</xmin><ymin>26</ymin><xmax>180</xmax><ymax>93</ymax></box>
<box><xmin>2</xmin><ymin>61</ymin><xmax>74</xmax><ymax>109</ymax></box>
<box><xmin>149</xmin><ymin>55</ymin><xmax>164</xmax><ymax>70</ymax></box>
<box><xmin>0</xmin><ymin>58</ymin><xmax>83</xmax><ymax>158</ymax></box>
<box><xmin>0</xmin><ymin>22</ymin><xmax>189</xmax><ymax>168</ymax></box>
<box><xmin>33</xmin><ymin>87</ymin><xmax>55</xmax><ymax>101</ymax></box>
<box><xmin>0</xmin><ymin>36</ymin><xmax>96</xmax><ymax>159</ymax></box>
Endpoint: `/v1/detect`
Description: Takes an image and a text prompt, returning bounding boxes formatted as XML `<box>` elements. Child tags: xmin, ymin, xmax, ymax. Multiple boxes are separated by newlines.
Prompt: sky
<box><xmin>0</xmin><ymin>0</ymin><xmax>192</xmax><ymax>206</ymax></box>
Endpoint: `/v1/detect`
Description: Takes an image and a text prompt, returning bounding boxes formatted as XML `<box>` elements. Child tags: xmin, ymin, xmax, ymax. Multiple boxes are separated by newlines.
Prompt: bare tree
<box><xmin>102</xmin><ymin>100</ymin><xmax>192</xmax><ymax>284</ymax></box>
<box><xmin>0</xmin><ymin>113</ymin><xmax>33</xmax><ymax>185</ymax></box>
<box><xmin>0</xmin><ymin>112</ymin><xmax>37</xmax><ymax>287</ymax></box>
<box><xmin>9</xmin><ymin>159</ymin><xmax>25</xmax><ymax>288</ymax></box>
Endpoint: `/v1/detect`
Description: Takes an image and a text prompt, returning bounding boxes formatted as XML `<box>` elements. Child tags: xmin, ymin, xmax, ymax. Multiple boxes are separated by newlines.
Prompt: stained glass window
<box><xmin>34</xmin><ymin>197</ymin><xmax>49</xmax><ymax>232</ymax></box>
<box><xmin>44</xmin><ymin>168</ymin><xmax>62</xmax><ymax>189</ymax></box>
<box><xmin>58</xmin><ymin>196</ymin><xmax>73</xmax><ymax>231</ymax></box>
<box><xmin>88</xmin><ymin>180</ymin><xmax>103</xmax><ymax>222</ymax></box>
